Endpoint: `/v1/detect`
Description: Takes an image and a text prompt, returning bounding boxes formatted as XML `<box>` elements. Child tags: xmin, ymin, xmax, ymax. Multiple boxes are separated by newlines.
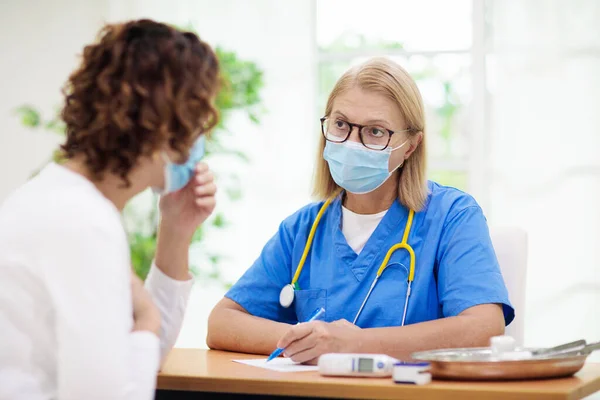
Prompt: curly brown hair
<box><xmin>60</xmin><ymin>19</ymin><xmax>220</xmax><ymax>185</ymax></box>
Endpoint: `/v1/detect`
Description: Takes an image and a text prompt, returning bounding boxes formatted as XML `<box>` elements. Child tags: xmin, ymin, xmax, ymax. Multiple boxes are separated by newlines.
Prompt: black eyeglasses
<box><xmin>320</xmin><ymin>117</ymin><xmax>412</xmax><ymax>151</ymax></box>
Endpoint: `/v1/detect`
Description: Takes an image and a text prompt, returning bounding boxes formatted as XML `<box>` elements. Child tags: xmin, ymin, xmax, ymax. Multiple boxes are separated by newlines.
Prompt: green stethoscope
<box><xmin>279</xmin><ymin>196</ymin><xmax>417</xmax><ymax>326</ymax></box>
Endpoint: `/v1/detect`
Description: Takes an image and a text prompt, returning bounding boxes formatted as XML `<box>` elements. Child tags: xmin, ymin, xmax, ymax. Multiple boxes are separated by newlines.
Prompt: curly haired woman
<box><xmin>0</xmin><ymin>20</ymin><xmax>219</xmax><ymax>399</ymax></box>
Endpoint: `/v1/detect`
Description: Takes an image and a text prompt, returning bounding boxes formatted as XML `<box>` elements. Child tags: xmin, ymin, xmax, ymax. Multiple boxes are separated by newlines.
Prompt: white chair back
<box><xmin>490</xmin><ymin>227</ymin><xmax>528</xmax><ymax>346</ymax></box>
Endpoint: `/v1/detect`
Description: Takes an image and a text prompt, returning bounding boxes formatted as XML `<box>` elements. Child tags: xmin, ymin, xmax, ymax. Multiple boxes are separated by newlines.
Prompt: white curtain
<box><xmin>486</xmin><ymin>0</ymin><xmax>600</xmax><ymax>354</ymax></box>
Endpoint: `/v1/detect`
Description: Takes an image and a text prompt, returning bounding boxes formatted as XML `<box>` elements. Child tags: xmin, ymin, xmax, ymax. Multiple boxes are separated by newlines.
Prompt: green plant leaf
<box><xmin>189</xmin><ymin>264</ymin><xmax>201</xmax><ymax>278</ymax></box>
<box><xmin>208</xmin><ymin>254</ymin><xmax>221</xmax><ymax>265</ymax></box>
<box><xmin>15</xmin><ymin>105</ymin><xmax>41</xmax><ymax>128</ymax></box>
<box><xmin>192</xmin><ymin>226</ymin><xmax>205</xmax><ymax>243</ymax></box>
<box><xmin>52</xmin><ymin>149</ymin><xmax>65</xmax><ymax>164</ymax></box>
<box><xmin>212</xmin><ymin>213</ymin><xmax>227</xmax><ymax>228</ymax></box>
<box><xmin>129</xmin><ymin>232</ymin><xmax>157</xmax><ymax>280</ymax></box>
<box><xmin>248</xmin><ymin>112</ymin><xmax>260</xmax><ymax>125</ymax></box>
<box><xmin>225</xmin><ymin>187</ymin><xmax>243</xmax><ymax>201</ymax></box>
<box><xmin>45</xmin><ymin>118</ymin><xmax>66</xmax><ymax>135</ymax></box>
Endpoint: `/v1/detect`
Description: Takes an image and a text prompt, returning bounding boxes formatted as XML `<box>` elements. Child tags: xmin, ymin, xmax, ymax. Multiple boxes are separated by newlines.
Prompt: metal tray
<box><xmin>412</xmin><ymin>341</ymin><xmax>599</xmax><ymax>381</ymax></box>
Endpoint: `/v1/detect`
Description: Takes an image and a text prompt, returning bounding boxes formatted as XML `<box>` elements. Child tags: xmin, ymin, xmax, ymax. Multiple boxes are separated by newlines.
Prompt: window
<box><xmin>316</xmin><ymin>0</ymin><xmax>477</xmax><ymax>192</ymax></box>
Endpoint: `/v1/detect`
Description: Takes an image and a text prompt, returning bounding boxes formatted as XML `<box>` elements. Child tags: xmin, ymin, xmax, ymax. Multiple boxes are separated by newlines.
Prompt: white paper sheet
<box><xmin>233</xmin><ymin>358</ymin><xmax>318</xmax><ymax>372</ymax></box>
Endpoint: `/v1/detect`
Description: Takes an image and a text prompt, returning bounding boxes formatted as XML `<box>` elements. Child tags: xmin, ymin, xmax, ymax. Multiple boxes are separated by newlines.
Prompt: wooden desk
<box><xmin>156</xmin><ymin>349</ymin><xmax>600</xmax><ymax>400</ymax></box>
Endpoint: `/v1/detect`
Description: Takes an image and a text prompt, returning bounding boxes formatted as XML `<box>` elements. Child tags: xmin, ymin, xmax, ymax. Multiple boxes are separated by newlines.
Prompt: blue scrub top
<box><xmin>226</xmin><ymin>181</ymin><xmax>514</xmax><ymax>328</ymax></box>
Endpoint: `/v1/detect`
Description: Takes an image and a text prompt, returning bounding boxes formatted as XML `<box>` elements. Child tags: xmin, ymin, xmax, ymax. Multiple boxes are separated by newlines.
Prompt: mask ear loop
<box><xmin>387</xmin><ymin>138</ymin><xmax>410</xmax><ymax>152</ymax></box>
<box><xmin>160</xmin><ymin>151</ymin><xmax>171</xmax><ymax>163</ymax></box>
<box><xmin>384</xmin><ymin>139</ymin><xmax>411</xmax><ymax>174</ymax></box>
<box><xmin>150</xmin><ymin>151</ymin><xmax>172</xmax><ymax>231</ymax></box>
<box><xmin>160</xmin><ymin>152</ymin><xmax>172</xmax><ymax>194</ymax></box>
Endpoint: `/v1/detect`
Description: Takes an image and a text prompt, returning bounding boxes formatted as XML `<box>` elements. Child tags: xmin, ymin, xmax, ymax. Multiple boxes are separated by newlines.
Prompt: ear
<box><xmin>404</xmin><ymin>131</ymin><xmax>423</xmax><ymax>160</ymax></box>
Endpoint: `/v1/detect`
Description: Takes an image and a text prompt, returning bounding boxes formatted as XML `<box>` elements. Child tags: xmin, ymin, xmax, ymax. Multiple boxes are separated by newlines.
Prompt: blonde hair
<box><xmin>312</xmin><ymin>57</ymin><xmax>428</xmax><ymax>211</ymax></box>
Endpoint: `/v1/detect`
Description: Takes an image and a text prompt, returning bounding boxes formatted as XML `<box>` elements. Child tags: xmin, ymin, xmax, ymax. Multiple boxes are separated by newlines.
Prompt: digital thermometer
<box><xmin>318</xmin><ymin>353</ymin><xmax>397</xmax><ymax>377</ymax></box>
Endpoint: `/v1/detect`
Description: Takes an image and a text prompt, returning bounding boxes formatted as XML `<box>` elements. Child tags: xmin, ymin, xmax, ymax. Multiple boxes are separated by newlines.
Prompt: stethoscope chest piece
<box><xmin>279</xmin><ymin>284</ymin><xmax>295</xmax><ymax>308</ymax></box>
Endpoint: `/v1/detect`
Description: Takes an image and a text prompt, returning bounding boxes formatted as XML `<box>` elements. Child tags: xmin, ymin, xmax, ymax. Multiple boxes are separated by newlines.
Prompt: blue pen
<box><xmin>266</xmin><ymin>307</ymin><xmax>326</xmax><ymax>362</ymax></box>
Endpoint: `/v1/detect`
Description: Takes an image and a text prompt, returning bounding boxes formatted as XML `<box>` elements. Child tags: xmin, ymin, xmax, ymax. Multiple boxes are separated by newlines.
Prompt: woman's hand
<box><xmin>276</xmin><ymin>319</ymin><xmax>362</xmax><ymax>364</ymax></box>
<box><xmin>158</xmin><ymin>162</ymin><xmax>216</xmax><ymax>239</ymax></box>
<box><xmin>154</xmin><ymin>163</ymin><xmax>216</xmax><ymax>280</ymax></box>
<box><xmin>130</xmin><ymin>272</ymin><xmax>161</xmax><ymax>336</ymax></box>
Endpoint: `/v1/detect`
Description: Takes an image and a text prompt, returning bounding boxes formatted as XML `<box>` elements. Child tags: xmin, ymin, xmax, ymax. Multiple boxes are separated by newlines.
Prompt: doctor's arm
<box><xmin>279</xmin><ymin>303</ymin><xmax>504</xmax><ymax>363</ymax></box>
<box><xmin>361</xmin><ymin>303</ymin><xmax>504</xmax><ymax>356</ymax></box>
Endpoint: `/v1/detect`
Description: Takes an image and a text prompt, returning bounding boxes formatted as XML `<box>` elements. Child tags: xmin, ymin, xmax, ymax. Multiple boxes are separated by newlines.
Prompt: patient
<box><xmin>0</xmin><ymin>20</ymin><xmax>219</xmax><ymax>399</ymax></box>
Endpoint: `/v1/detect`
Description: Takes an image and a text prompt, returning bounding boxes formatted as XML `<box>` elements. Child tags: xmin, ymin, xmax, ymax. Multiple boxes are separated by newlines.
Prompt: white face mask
<box><xmin>323</xmin><ymin>139</ymin><xmax>409</xmax><ymax>194</ymax></box>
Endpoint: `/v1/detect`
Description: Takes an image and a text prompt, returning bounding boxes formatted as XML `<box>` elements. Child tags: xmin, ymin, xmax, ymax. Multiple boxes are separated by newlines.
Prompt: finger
<box><xmin>195</xmin><ymin>196</ymin><xmax>216</xmax><ymax>209</ymax></box>
<box><xmin>277</xmin><ymin>322</ymin><xmax>315</xmax><ymax>349</ymax></box>
<box><xmin>194</xmin><ymin>182</ymin><xmax>217</xmax><ymax>197</ymax></box>
<box><xmin>195</xmin><ymin>170</ymin><xmax>214</xmax><ymax>186</ymax></box>
<box><xmin>195</xmin><ymin>162</ymin><xmax>209</xmax><ymax>174</ymax></box>
<box><xmin>289</xmin><ymin>344</ymin><xmax>323</xmax><ymax>364</ymax></box>
<box><xmin>283</xmin><ymin>332</ymin><xmax>318</xmax><ymax>358</ymax></box>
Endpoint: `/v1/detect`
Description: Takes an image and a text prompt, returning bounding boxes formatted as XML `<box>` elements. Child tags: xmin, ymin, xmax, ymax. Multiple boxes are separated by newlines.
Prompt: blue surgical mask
<box><xmin>323</xmin><ymin>140</ymin><xmax>408</xmax><ymax>194</ymax></box>
<box><xmin>156</xmin><ymin>135</ymin><xmax>206</xmax><ymax>194</ymax></box>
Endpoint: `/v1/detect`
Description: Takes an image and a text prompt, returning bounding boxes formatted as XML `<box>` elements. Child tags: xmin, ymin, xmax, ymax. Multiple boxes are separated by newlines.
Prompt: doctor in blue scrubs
<box><xmin>207</xmin><ymin>57</ymin><xmax>513</xmax><ymax>364</ymax></box>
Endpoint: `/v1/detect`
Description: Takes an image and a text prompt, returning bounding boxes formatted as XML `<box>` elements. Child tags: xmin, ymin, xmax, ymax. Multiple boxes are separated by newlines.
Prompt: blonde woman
<box><xmin>208</xmin><ymin>57</ymin><xmax>513</xmax><ymax>363</ymax></box>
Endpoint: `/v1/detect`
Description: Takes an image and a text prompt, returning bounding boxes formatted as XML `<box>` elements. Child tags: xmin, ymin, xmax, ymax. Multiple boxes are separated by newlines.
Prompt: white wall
<box><xmin>486</xmin><ymin>0</ymin><xmax>600</xmax><ymax>360</ymax></box>
<box><xmin>0</xmin><ymin>0</ymin><xmax>109</xmax><ymax>199</ymax></box>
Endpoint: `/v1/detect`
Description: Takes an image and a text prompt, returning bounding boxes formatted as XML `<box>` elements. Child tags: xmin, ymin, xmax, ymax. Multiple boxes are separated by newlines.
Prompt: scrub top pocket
<box><xmin>294</xmin><ymin>289</ymin><xmax>327</xmax><ymax>323</ymax></box>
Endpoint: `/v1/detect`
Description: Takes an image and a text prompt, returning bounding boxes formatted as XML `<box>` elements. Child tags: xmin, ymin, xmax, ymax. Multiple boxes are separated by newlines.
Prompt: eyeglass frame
<box><xmin>320</xmin><ymin>116</ymin><xmax>414</xmax><ymax>151</ymax></box>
